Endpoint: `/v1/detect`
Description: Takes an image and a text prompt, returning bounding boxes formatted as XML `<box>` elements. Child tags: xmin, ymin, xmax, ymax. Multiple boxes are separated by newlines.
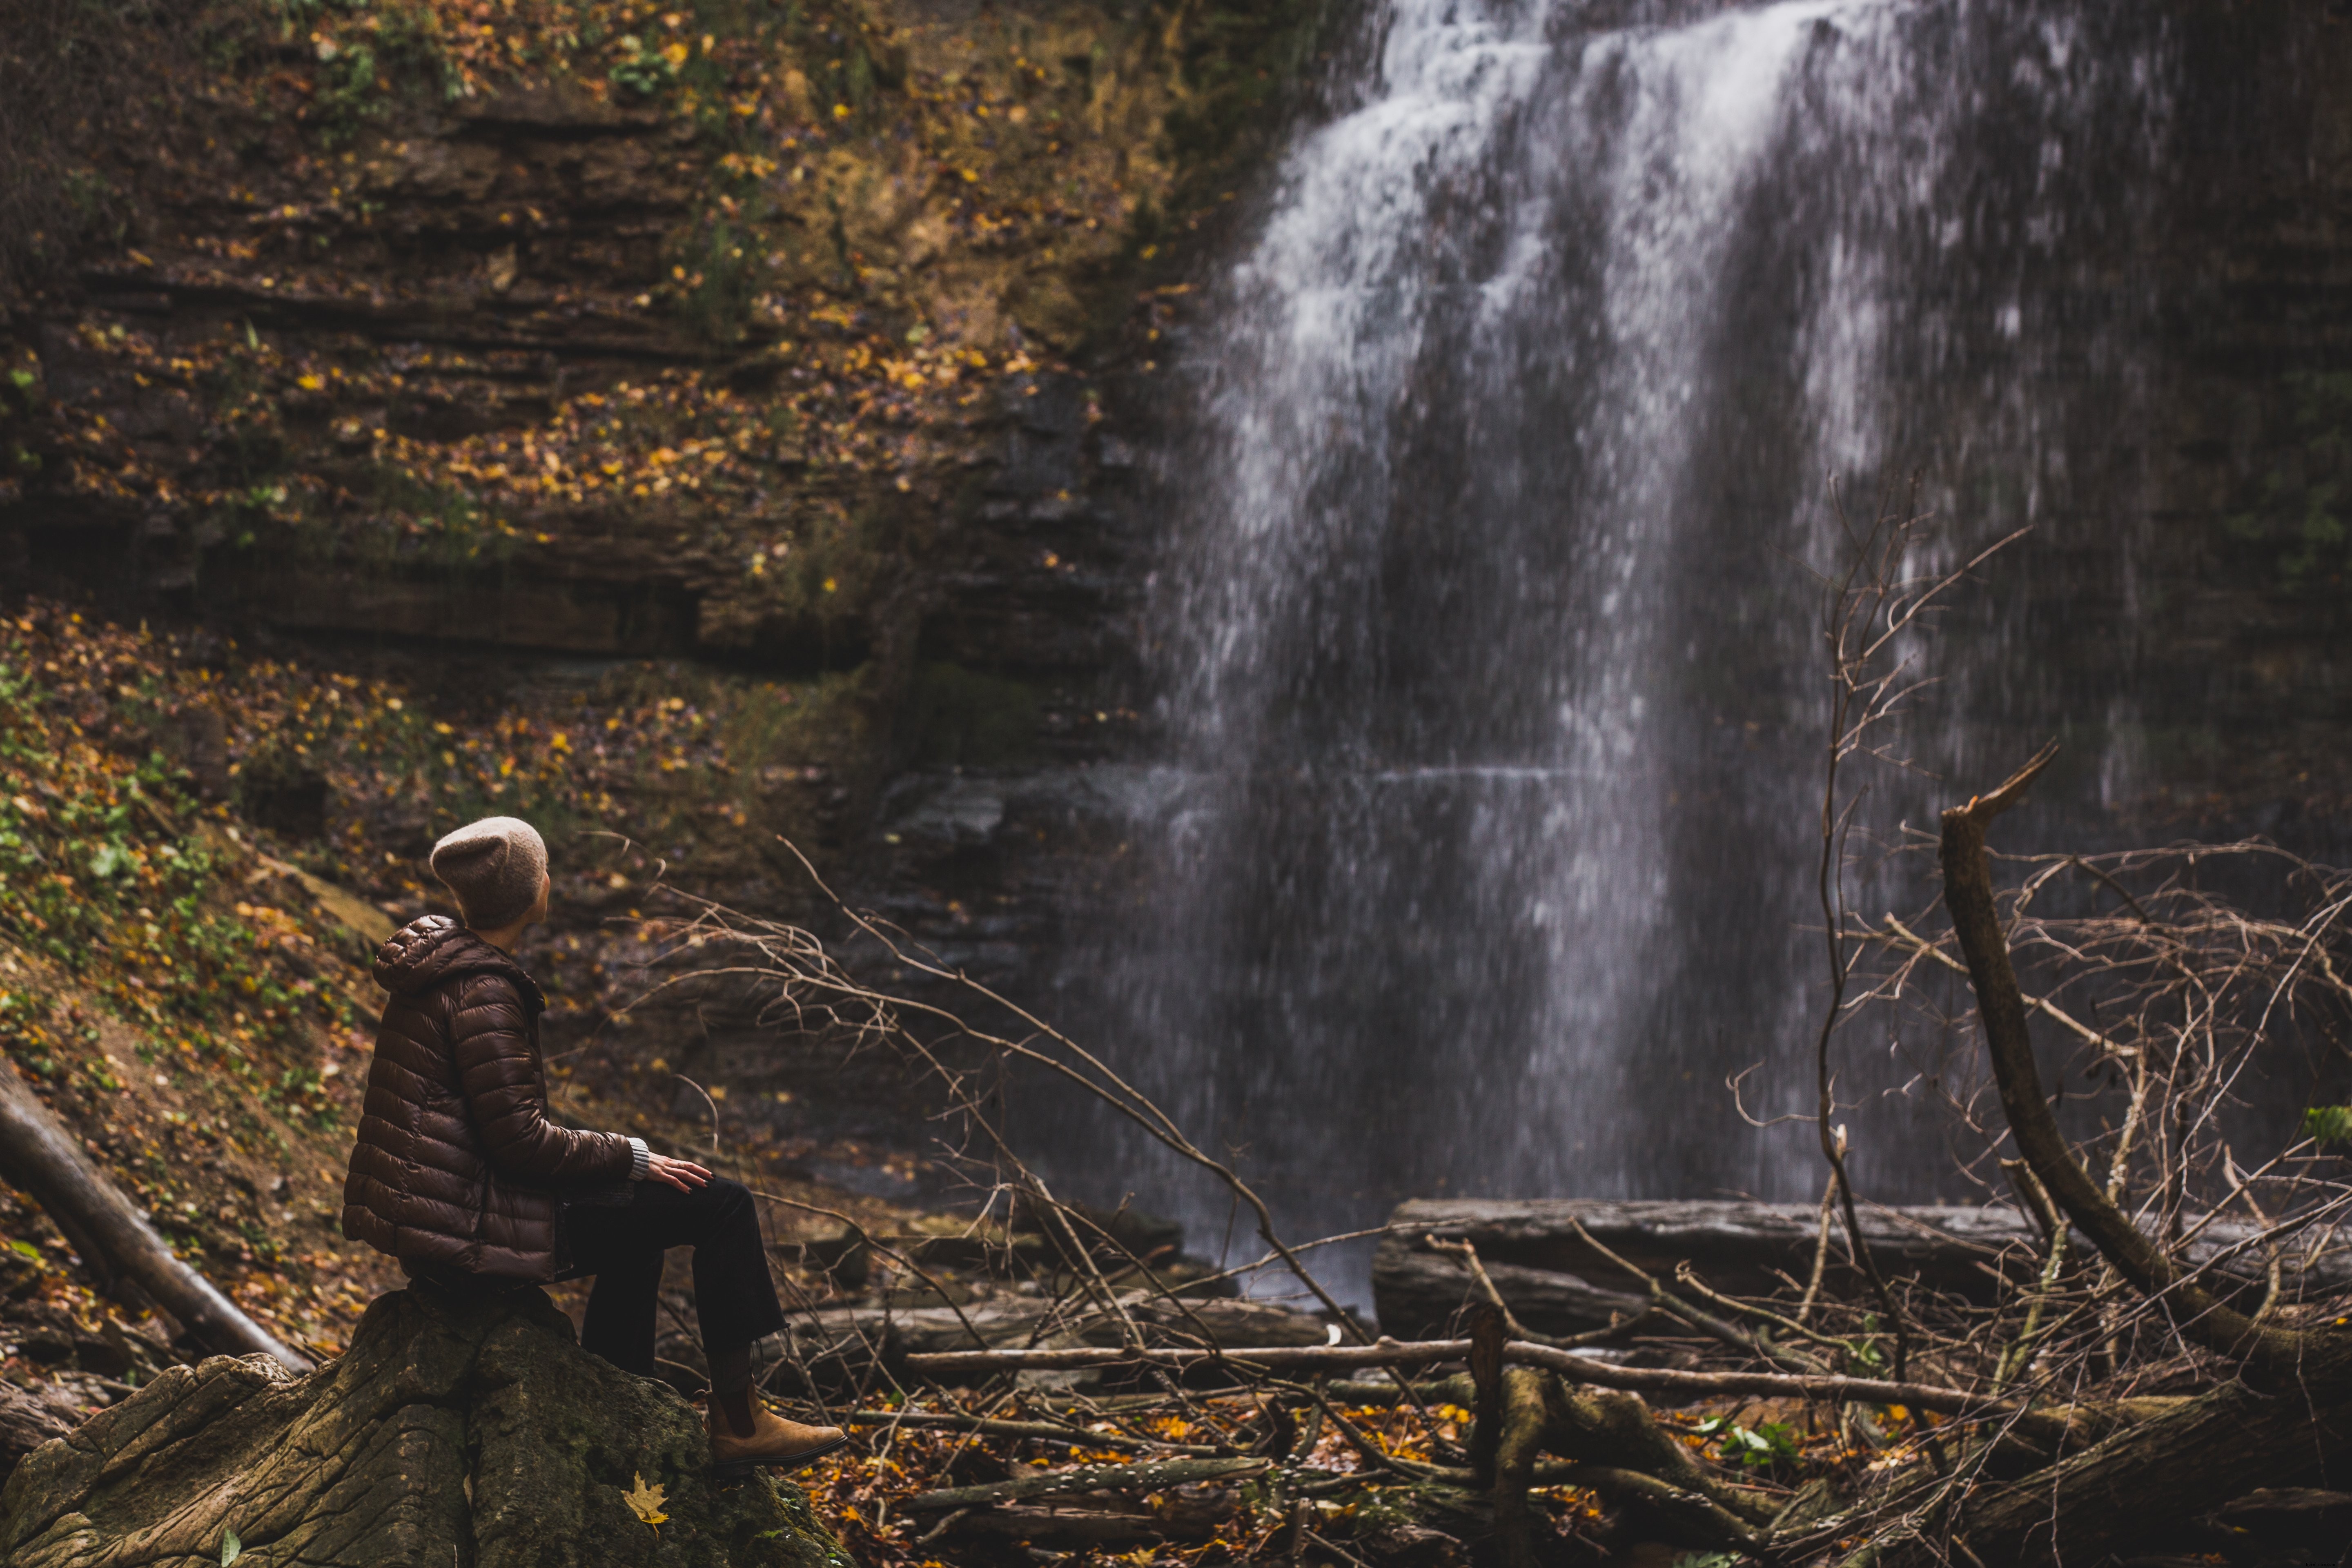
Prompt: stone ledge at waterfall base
<box><xmin>0</xmin><ymin>1285</ymin><xmax>849</xmax><ymax>1568</ymax></box>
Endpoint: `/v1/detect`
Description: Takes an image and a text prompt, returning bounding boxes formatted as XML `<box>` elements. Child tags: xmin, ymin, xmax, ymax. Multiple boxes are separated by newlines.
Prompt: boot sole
<box><xmin>710</xmin><ymin>1430</ymin><xmax>852</xmax><ymax>1479</ymax></box>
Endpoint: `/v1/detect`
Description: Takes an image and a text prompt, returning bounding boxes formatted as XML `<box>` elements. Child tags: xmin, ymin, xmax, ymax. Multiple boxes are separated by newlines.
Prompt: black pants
<box><xmin>561</xmin><ymin>1176</ymin><xmax>785</xmax><ymax>1380</ymax></box>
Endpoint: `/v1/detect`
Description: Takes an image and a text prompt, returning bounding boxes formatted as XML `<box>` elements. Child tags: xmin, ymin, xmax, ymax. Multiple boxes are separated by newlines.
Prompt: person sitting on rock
<box><xmin>340</xmin><ymin>814</ymin><xmax>846</xmax><ymax>1475</ymax></box>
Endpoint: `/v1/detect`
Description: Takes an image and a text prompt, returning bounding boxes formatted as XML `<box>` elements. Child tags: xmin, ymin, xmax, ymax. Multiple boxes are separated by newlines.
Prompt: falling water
<box><xmin>1066</xmin><ymin>0</ymin><xmax>2171</xmax><ymax>1298</ymax></box>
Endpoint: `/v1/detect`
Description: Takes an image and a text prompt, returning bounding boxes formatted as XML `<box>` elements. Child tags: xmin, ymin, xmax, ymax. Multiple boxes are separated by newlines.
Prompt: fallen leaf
<box><xmin>624</xmin><ymin>1472</ymin><xmax>668</xmax><ymax>1527</ymax></box>
<box><xmin>221</xmin><ymin>1527</ymin><xmax>242</xmax><ymax>1566</ymax></box>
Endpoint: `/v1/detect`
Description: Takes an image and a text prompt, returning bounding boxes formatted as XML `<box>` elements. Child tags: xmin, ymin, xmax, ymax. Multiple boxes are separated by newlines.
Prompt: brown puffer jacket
<box><xmin>342</xmin><ymin>915</ymin><xmax>633</xmax><ymax>1279</ymax></box>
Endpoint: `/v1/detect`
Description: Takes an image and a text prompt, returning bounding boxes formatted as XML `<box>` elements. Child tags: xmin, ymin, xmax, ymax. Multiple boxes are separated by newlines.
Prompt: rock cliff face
<box><xmin>1</xmin><ymin>0</ymin><xmax>1301</xmax><ymax>681</ymax></box>
<box><xmin>2127</xmin><ymin>3</ymin><xmax>2352</xmax><ymax>837</ymax></box>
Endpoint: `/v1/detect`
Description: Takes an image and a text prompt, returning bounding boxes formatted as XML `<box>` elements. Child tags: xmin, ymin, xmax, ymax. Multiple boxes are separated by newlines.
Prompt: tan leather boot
<box><xmin>707</xmin><ymin>1400</ymin><xmax>849</xmax><ymax>1477</ymax></box>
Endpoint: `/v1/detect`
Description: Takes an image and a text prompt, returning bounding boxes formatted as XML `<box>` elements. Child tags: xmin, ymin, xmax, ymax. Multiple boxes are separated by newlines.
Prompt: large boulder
<box><xmin>0</xmin><ymin>1283</ymin><xmax>851</xmax><ymax>1568</ymax></box>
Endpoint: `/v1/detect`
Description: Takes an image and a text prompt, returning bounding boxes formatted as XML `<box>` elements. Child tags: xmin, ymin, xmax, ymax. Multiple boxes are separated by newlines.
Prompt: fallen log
<box><xmin>1377</xmin><ymin>1247</ymin><xmax>1648</xmax><ymax>1341</ymax></box>
<box><xmin>2209</xmin><ymin>1488</ymin><xmax>2352</xmax><ymax>1559</ymax></box>
<box><xmin>837</xmin><ymin>1409</ymin><xmax>1219</xmax><ymax>1453</ymax></box>
<box><xmin>0</xmin><ymin>1060</ymin><xmax>307</xmax><ymax>1370</ymax></box>
<box><xmin>0</xmin><ymin>1283</ymin><xmax>844</xmax><ymax>1568</ymax></box>
<box><xmin>775</xmin><ymin>1292</ymin><xmax>1332</xmax><ymax>1394</ymax></box>
<box><xmin>1374</xmin><ymin>1198</ymin><xmax>2352</xmax><ymax>1339</ymax></box>
<box><xmin>1865</xmin><ymin>1336</ymin><xmax>2352</xmax><ymax>1566</ymax></box>
<box><xmin>903</xmin><ymin>1337</ymin><xmax>2012</xmax><ymax>1418</ymax></box>
<box><xmin>942</xmin><ymin>1506</ymin><xmax>1210</xmax><ymax>1547</ymax></box>
<box><xmin>906</xmin><ymin>1455</ymin><xmax>1269</xmax><ymax>1512</ymax></box>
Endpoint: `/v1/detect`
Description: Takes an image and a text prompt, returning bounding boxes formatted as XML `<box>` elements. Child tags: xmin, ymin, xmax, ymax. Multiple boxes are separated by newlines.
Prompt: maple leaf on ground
<box><xmin>624</xmin><ymin>1472</ymin><xmax>668</xmax><ymax>1527</ymax></box>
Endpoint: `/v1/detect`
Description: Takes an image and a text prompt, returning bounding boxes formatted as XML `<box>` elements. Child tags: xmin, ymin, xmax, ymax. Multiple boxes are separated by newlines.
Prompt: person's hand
<box><xmin>646</xmin><ymin>1154</ymin><xmax>712</xmax><ymax>1192</ymax></box>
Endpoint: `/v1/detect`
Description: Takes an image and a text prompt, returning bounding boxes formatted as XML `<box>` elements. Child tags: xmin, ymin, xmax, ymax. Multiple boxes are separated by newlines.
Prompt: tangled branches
<box><xmin>590</xmin><ymin>801</ymin><xmax>2352</xmax><ymax>1567</ymax></box>
<box><xmin>1865</xmin><ymin>818</ymin><xmax>2352</xmax><ymax>1372</ymax></box>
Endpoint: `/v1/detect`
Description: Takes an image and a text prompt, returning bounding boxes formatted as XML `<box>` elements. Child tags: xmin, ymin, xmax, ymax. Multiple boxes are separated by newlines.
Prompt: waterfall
<box><xmin>1071</xmin><ymin>0</ymin><xmax>2170</xmax><ymax>1301</ymax></box>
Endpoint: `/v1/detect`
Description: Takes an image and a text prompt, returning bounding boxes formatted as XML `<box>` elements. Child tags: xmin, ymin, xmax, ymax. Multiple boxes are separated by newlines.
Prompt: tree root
<box><xmin>1439</xmin><ymin>1364</ymin><xmax>1784</xmax><ymax>1559</ymax></box>
<box><xmin>1490</xmin><ymin>1369</ymin><xmax>1548</xmax><ymax>1568</ymax></box>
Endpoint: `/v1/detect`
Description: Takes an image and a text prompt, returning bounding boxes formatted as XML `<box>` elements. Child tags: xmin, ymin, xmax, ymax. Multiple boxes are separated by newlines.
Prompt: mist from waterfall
<box><xmin>1059</xmin><ymin>0</ymin><xmax>2171</xmax><ymax>1301</ymax></box>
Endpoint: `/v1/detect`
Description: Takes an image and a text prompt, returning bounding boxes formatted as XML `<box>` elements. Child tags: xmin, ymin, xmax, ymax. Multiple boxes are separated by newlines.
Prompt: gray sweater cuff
<box><xmin>626</xmin><ymin>1136</ymin><xmax>651</xmax><ymax>1181</ymax></box>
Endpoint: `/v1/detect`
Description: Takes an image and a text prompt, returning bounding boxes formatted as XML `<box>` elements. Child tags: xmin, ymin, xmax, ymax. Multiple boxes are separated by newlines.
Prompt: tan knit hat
<box><xmin>429</xmin><ymin>816</ymin><xmax>549</xmax><ymax>929</ymax></box>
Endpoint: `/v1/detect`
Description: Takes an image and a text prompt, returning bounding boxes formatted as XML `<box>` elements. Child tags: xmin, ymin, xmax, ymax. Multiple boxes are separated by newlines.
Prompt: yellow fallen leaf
<box><xmin>624</xmin><ymin>1472</ymin><xmax>668</xmax><ymax>1526</ymax></box>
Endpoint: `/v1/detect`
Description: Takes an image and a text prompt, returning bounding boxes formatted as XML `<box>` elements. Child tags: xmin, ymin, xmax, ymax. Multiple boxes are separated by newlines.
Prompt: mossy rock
<box><xmin>0</xmin><ymin>1284</ymin><xmax>851</xmax><ymax>1568</ymax></box>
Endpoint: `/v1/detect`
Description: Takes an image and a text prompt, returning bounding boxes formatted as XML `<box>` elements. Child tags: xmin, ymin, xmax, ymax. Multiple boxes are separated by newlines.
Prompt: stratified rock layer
<box><xmin>0</xmin><ymin>1284</ymin><xmax>850</xmax><ymax>1568</ymax></box>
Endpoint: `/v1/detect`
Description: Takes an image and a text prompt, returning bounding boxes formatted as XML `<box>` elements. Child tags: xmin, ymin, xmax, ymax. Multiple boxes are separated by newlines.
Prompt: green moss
<box><xmin>902</xmin><ymin>662</ymin><xmax>1038</xmax><ymax>768</ymax></box>
<box><xmin>671</xmin><ymin>216</ymin><xmax>763</xmax><ymax>346</ymax></box>
<box><xmin>0</xmin><ymin>648</ymin><xmax>358</xmax><ymax>1093</ymax></box>
<box><xmin>2225</xmin><ymin>370</ymin><xmax>2352</xmax><ymax>591</ymax></box>
<box><xmin>718</xmin><ymin>673</ymin><xmax>860</xmax><ymax>796</ymax></box>
<box><xmin>1161</xmin><ymin>0</ymin><xmax>1335</xmax><ymax>205</ymax></box>
<box><xmin>270</xmin><ymin>0</ymin><xmax>466</xmax><ymax>145</ymax></box>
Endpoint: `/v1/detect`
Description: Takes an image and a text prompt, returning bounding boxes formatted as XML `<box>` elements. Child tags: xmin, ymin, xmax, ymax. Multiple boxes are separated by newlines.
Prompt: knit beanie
<box><xmin>429</xmin><ymin>816</ymin><xmax>548</xmax><ymax>929</ymax></box>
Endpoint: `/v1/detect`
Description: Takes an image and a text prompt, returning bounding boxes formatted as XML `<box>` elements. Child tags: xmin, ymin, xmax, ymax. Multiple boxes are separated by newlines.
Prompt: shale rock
<box><xmin>0</xmin><ymin>1283</ymin><xmax>850</xmax><ymax>1568</ymax></box>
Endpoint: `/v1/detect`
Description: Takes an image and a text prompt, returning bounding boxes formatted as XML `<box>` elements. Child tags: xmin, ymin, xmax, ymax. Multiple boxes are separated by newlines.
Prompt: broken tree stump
<box><xmin>0</xmin><ymin>1282</ymin><xmax>851</xmax><ymax>1568</ymax></box>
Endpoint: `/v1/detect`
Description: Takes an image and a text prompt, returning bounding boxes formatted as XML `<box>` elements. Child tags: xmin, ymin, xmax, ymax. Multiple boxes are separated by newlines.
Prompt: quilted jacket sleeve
<box><xmin>449</xmin><ymin>973</ymin><xmax>634</xmax><ymax>1184</ymax></box>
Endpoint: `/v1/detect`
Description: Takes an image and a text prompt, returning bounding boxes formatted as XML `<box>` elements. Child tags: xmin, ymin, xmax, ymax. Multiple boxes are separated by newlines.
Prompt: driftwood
<box><xmin>0</xmin><ymin>1062</ymin><xmax>307</xmax><ymax>1370</ymax></box>
<box><xmin>903</xmin><ymin>1337</ymin><xmax>2010</xmax><ymax>1418</ymax></box>
<box><xmin>907</xmin><ymin>1455</ymin><xmax>1268</xmax><ymax>1512</ymax></box>
<box><xmin>2210</xmin><ymin>1489</ymin><xmax>2352</xmax><ymax>1557</ymax></box>
<box><xmin>1373</xmin><ymin>1198</ymin><xmax>2352</xmax><ymax>1339</ymax></box>
<box><xmin>940</xmin><ymin>1505</ymin><xmax>1218</xmax><ymax>1547</ymax></box>
<box><xmin>776</xmin><ymin>1292</ymin><xmax>1329</xmax><ymax>1394</ymax></box>
<box><xmin>0</xmin><ymin>1283</ymin><xmax>844</xmax><ymax>1568</ymax></box>
<box><xmin>837</xmin><ymin>1408</ymin><xmax>1219</xmax><ymax>1454</ymax></box>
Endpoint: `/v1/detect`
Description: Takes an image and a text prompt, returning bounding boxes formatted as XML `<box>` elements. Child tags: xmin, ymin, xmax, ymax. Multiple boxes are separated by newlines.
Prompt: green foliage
<box><xmin>359</xmin><ymin>463</ymin><xmax>513</xmax><ymax>566</ymax></box>
<box><xmin>0</xmin><ymin>0</ymin><xmax>183</xmax><ymax>293</ymax></box>
<box><xmin>3</xmin><ymin>360</ymin><xmax>45</xmax><ymax>475</ymax></box>
<box><xmin>0</xmin><ymin>652</ymin><xmax>354</xmax><ymax>1094</ymax></box>
<box><xmin>1162</xmin><ymin>0</ymin><xmax>1333</xmax><ymax>200</ymax></box>
<box><xmin>1693</xmin><ymin>1414</ymin><xmax>1801</xmax><ymax>1471</ymax></box>
<box><xmin>238</xmin><ymin>461</ymin><xmax>514</xmax><ymax>570</ymax></box>
<box><xmin>2225</xmin><ymin>371</ymin><xmax>2352</xmax><ymax>590</ymax></box>
<box><xmin>717</xmin><ymin>676</ymin><xmax>841</xmax><ymax>799</ymax></box>
<box><xmin>903</xmin><ymin>662</ymin><xmax>1038</xmax><ymax>768</ymax></box>
<box><xmin>2306</xmin><ymin>1105</ymin><xmax>2352</xmax><ymax>1147</ymax></box>
<box><xmin>671</xmin><ymin>216</ymin><xmax>761</xmax><ymax>346</ymax></box>
<box><xmin>268</xmin><ymin>0</ymin><xmax>466</xmax><ymax>145</ymax></box>
<box><xmin>316</xmin><ymin>40</ymin><xmax>387</xmax><ymax>145</ymax></box>
<box><xmin>608</xmin><ymin>32</ymin><xmax>680</xmax><ymax>97</ymax></box>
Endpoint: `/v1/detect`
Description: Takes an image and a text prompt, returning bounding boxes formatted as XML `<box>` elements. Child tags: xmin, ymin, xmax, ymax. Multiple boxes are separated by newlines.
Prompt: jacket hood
<box><xmin>373</xmin><ymin>914</ymin><xmax>543</xmax><ymax>1007</ymax></box>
